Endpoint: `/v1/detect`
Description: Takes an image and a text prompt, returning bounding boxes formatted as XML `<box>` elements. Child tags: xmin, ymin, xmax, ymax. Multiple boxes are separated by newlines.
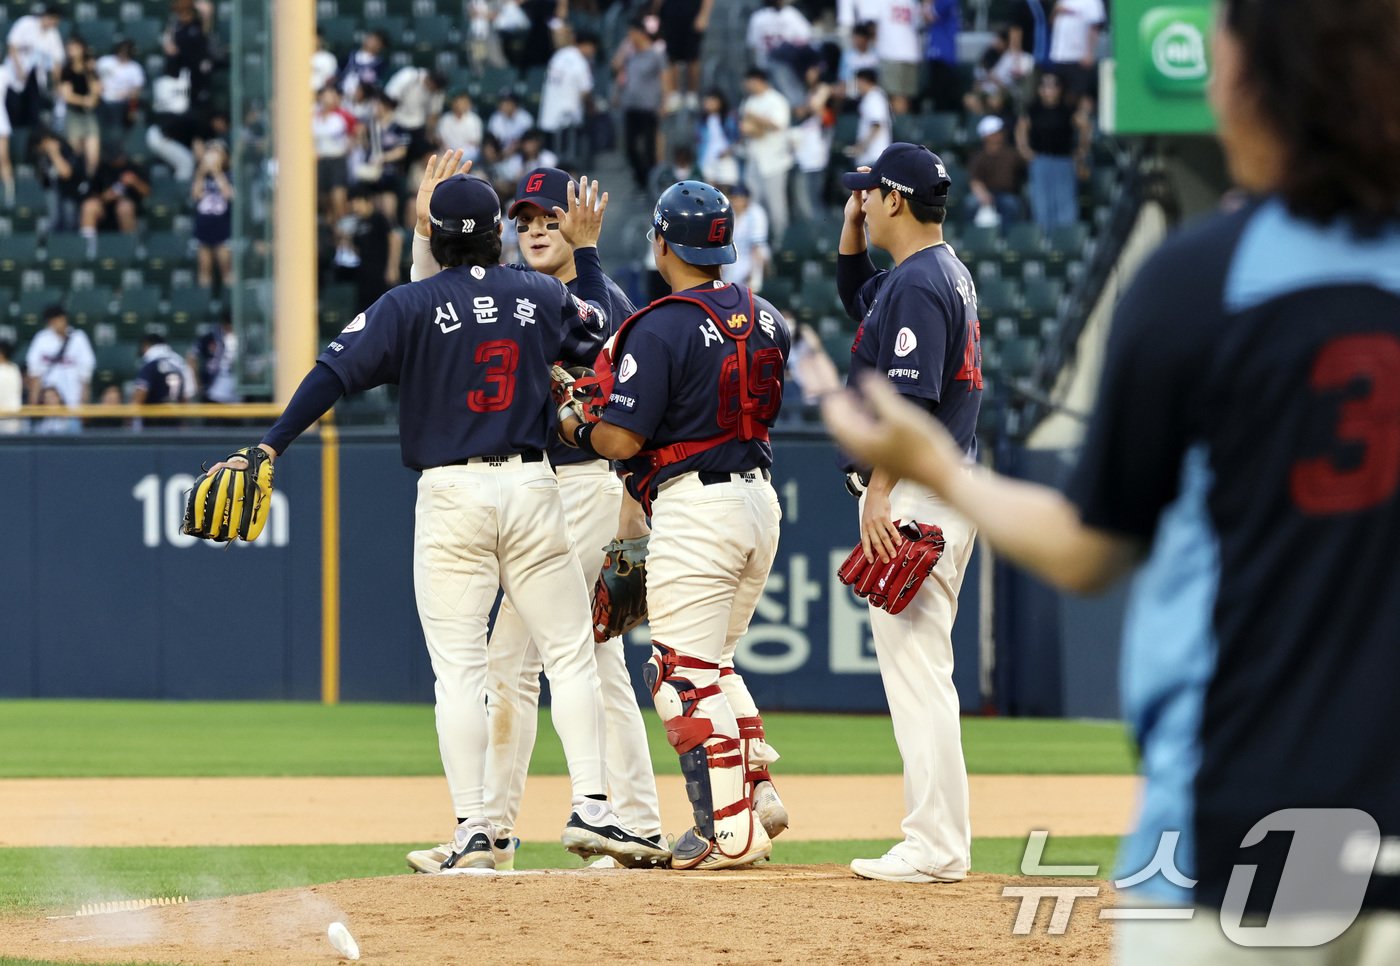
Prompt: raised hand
<box><xmin>552</xmin><ymin>176</ymin><xmax>609</xmax><ymax>250</ymax></box>
<box><xmin>415</xmin><ymin>150</ymin><xmax>474</xmax><ymax>235</ymax></box>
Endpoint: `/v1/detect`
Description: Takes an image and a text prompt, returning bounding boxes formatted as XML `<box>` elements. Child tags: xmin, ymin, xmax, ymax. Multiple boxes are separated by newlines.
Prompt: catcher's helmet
<box><xmin>650</xmin><ymin>180</ymin><xmax>736</xmax><ymax>266</ymax></box>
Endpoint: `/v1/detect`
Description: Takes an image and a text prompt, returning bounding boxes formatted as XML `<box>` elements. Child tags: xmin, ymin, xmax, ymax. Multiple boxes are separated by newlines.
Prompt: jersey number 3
<box><xmin>467</xmin><ymin>339</ymin><xmax>519</xmax><ymax>413</ymax></box>
<box><xmin>1291</xmin><ymin>333</ymin><xmax>1400</xmax><ymax>515</ymax></box>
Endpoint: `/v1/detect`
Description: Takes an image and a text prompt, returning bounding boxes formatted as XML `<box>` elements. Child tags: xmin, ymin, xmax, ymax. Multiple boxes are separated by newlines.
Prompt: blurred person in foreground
<box><xmin>807</xmin><ymin>2</ymin><xmax>1400</xmax><ymax>961</ymax></box>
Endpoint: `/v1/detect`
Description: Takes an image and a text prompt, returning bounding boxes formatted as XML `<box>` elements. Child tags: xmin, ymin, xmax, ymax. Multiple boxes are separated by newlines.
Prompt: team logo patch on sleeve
<box><xmin>894</xmin><ymin>327</ymin><xmax>918</xmax><ymax>358</ymax></box>
<box><xmin>342</xmin><ymin>313</ymin><xmax>366</xmax><ymax>334</ymax></box>
<box><xmin>618</xmin><ymin>353</ymin><xmax>637</xmax><ymax>383</ymax></box>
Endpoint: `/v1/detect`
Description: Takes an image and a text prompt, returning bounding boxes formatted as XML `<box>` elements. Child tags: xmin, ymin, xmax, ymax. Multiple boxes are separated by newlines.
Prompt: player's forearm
<box><xmin>836</xmin><ymin>251</ymin><xmax>876</xmax><ymax>319</ymax></box>
<box><xmin>409</xmin><ymin>230</ymin><xmax>439</xmax><ymax>282</ymax></box>
<box><xmin>260</xmin><ymin>363</ymin><xmax>346</xmax><ymax>455</ymax></box>
<box><xmin>615</xmin><ymin>487</ymin><xmax>650</xmax><ymax>538</ymax></box>
<box><xmin>937</xmin><ymin>468</ymin><xmax>1137</xmax><ymax>594</ymax></box>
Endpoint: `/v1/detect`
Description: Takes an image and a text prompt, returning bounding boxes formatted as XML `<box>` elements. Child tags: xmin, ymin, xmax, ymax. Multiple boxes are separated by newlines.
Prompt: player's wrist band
<box><xmin>573</xmin><ymin>422</ymin><xmax>602</xmax><ymax>459</ymax></box>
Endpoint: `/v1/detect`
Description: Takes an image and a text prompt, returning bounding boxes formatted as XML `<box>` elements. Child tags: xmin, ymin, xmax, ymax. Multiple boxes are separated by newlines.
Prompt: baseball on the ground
<box><xmin>327</xmin><ymin>920</ymin><xmax>360</xmax><ymax>960</ymax></box>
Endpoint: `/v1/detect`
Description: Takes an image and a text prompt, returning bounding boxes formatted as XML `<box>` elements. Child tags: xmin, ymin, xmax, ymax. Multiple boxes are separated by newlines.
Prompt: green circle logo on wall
<box><xmin>1141</xmin><ymin>7</ymin><xmax>1212</xmax><ymax>94</ymax></box>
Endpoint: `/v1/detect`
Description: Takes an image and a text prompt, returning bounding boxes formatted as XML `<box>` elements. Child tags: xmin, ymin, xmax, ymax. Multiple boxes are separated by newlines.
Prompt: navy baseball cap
<box><xmin>841</xmin><ymin>142</ymin><xmax>952</xmax><ymax>207</ymax></box>
<box><xmin>508</xmin><ymin>166</ymin><xmax>572</xmax><ymax>219</ymax></box>
<box><xmin>650</xmin><ymin>180</ymin><xmax>736</xmax><ymax>266</ymax></box>
<box><xmin>429</xmin><ymin>174</ymin><xmax>502</xmax><ymax>235</ymax></box>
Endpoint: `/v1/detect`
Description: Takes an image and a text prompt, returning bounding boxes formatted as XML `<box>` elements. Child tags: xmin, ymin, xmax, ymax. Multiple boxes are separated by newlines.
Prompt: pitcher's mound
<box><xmin>2</xmin><ymin>866</ymin><xmax>1112</xmax><ymax>964</ymax></box>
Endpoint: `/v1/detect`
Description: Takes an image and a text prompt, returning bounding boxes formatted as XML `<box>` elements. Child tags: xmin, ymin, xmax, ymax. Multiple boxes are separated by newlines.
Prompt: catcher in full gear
<box><xmin>558</xmin><ymin>180</ymin><xmax>792</xmax><ymax>870</ymax></box>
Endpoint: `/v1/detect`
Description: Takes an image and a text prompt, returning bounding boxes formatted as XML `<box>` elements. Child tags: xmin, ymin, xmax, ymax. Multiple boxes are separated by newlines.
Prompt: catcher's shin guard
<box><xmin>644</xmin><ymin>644</ymin><xmax>758</xmax><ymax>867</ymax></box>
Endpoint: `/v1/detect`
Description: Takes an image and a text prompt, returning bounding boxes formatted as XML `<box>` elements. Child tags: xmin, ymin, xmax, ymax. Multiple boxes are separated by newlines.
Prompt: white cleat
<box><xmin>752</xmin><ymin>780</ymin><xmax>789</xmax><ymax>839</ymax></box>
<box><xmin>670</xmin><ymin>824</ymin><xmax>772</xmax><ymax>871</ymax></box>
<box><xmin>850</xmin><ymin>851</ymin><xmax>964</xmax><ymax>884</ymax></box>
<box><xmin>407</xmin><ymin>818</ymin><xmax>497</xmax><ymax>873</ymax></box>
<box><xmin>561</xmin><ymin>798</ymin><xmax>673</xmax><ymax>868</ymax></box>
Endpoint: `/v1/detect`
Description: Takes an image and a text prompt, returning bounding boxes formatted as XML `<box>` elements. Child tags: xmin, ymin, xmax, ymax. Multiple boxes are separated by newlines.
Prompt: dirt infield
<box><xmin>0</xmin><ymin>867</ymin><xmax>1114</xmax><ymax>965</ymax></box>
<box><xmin>0</xmin><ymin>774</ymin><xmax>1136</xmax><ymax>847</ymax></box>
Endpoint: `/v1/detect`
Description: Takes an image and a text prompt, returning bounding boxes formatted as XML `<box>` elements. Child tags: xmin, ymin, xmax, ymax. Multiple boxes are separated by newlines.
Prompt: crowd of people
<box><xmin>0</xmin><ymin>0</ymin><xmax>1110</xmax><ymax>430</ymax></box>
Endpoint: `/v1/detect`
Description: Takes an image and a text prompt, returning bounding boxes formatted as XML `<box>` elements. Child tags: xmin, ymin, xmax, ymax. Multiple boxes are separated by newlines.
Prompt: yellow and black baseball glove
<box><xmin>182</xmin><ymin>445</ymin><xmax>276</xmax><ymax>543</ymax></box>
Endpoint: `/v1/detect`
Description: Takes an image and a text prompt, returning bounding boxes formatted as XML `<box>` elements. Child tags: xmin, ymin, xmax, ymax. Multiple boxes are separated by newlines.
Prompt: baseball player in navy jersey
<box><xmin>817</xmin><ymin>3</ymin><xmax>1400</xmax><ymax>960</ymax></box>
<box><xmin>559</xmin><ymin>180</ymin><xmax>791</xmax><ymax>870</ymax></box>
<box><xmin>199</xmin><ymin>173</ymin><xmax>658</xmax><ymax>872</ymax></box>
<box><xmin>834</xmin><ymin>143</ymin><xmax>982</xmax><ymax>884</ymax></box>
<box><xmin>406</xmin><ymin>155</ymin><xmax>666</xmax><ymax>869</ymax></box>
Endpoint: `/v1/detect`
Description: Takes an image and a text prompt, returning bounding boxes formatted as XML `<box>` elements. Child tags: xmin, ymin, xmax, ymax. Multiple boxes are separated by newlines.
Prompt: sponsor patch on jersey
<box><xmin>471</xmin><ymin>265</ymin><xmax>486</xmax><ymax>279</ymax></box>
<box><xmin>894</xmin><ymin>327</ymin><xmax>918</xmax><ymax>358</ymax></box>
<box><xmin>609</xmin><ymin>392</ymin><xmax>636</xmax><ymax>409</ymax></box>
<box><xmin>341</xmin><ymin>313</ymin><xmax>366</xmax><ymax>334</ymax></box>
<box><xmin>888</xmin><ymin>367</ymin><xmax>920</xmax><ymax>380</ymax></box>
<box><xmin>329</xmin><ymin>341</ymin><xmax>345</xmax><ymax>352</ymax></box>
<box><xmin>618</xmin><ymin>353</ymin><xmax>637</xmax><ymax>383</ymax></box>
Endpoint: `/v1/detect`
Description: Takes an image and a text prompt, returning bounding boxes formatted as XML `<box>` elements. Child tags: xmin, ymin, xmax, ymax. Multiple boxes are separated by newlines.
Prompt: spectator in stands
<box><xmin>966</xmin><ymin>28</ymin><xmax>1036</xmax><ymax>113</ymax></box>
<box><xmin>652</xmin><ymin>0</ymin><xmax>713</xmax><ymax>114</ymax></box>
<box><xmin>614</xmin><ymin>19</ymin><xmax>667</xmax><ymax>191</ymax></box>
<box><xmin>31</xmin><ymin>126</ymin><xmax>84</xmax><ymax>232</ymax></box>
<box><xmin>192</xmin><ymin>140</ymin><xmax>233</xmax><ymax>293</ymax></box>
<box><xmin>34</xmin><ymin>385</ymin><xmax>77</xmax><ymax>434</ymax></box>
<box><xmin>4</xmin><ymin>4</ymin><xmax>64</xmax><ymax>129</ymax></box>
<box><xmin>313</xmin><ymin>85</ymin><xmax>355</xmax><ymax>224</ymax></box>
<box><xmin>922</xmin><ymin>0</ymin><xmax>960</xmax><ymax>113</ymax></box>
<box><xmin>0</xmin><ymin>71</ymin><xmax>11</xmax><ymax>206</ymax></box>
<box><xmin>838</xmin><ymin>22</ymin><xmax>880</xmax><ymax>102</ymax></box>
<box><xmin>739</xmin><ymin>67</ymin><xmax>793</xmax><ymax>245</ymax></box>
<box><xmin>720</xmin><ymin>183</ymin><xmax>769</xmax><ymax>291</ymax></box>
<box><xmin>384</xmin><ymin>67</ymin><xmax>446</xmax><ymax>165</ymax></box>
<box><xmin>501</xmin><ymin>0</ymin><xmax>558</xmax><ymax>71</ymax></box>
<box><xmin>967</xmin><ymin>115</ymin><xmax>1025</xmax><ymax>226</ymax></box>
<box><xmin>1047</xmin><ymin>0</ymin><xmax>1106</xmax><ymax>105</ymax></box>
<box><xmin>95</xmin><ymin>40</ymin><xmax>145</xmax><ymax>148</ymax></box>
<box><xmin>649</xmin><ymin>142</ymin><xmax>697</xmax><ymax>197</ymax></box>
<box><xmin>499</xmin><ymin>127</ymin><xmax>558</xmax><ymax>187</ymax></box>
<box><xmin>191</xmin><ymin>313</ymin><xmax>238</xmax><ymax>403</ymax></box>
<box><xmin>791</xmin><ymin>65</ymin><xmax>833</xmax><ymax>225</ymax></box>
<box><xmin>347</xmin><ymin>183</ymin><xmax>400</xmax><ymax>311</ymax></box>
<box><xmin>310</xmin><ymin>31</ymin><xmax>339</xmax><ymax>94</ymax></box>
<box><xmin>746</xmin><ymin>0</ymin><xmax>814</xmax><ymax>106</ymax></box>
<box><xmin>58</xmin><ymin>38</ymin><xmax>101</xmax><ymax>176</ymax></box>
<box><xmin>146</xmin><ymin>67</ymin><xmax>196</xmax><ymax>179</ymax></box>
<box><xmin>437</xmin><ymin>92</ymin><xmax>484</xmax><ymax>161</ymax></box>
<box><xmin>965</xmin><ymin>77</ymin><xmax>1017</xmax><ymax>133</ymax></box>
<box><xmin>81</xmin><ymin>147</ymin><xmax>150</xmax><ymax>244</ymax></box>
<box><xmin>343</xmin><ymin>78</ymin><xmax>377</xmax><ymax>127</ymax></box>
<box><xmin>1017</xmin><ymin>71</ymin><xmax>1090</xmax><ymax>230</ymax></box>
<box><xmin>131</xmin><ymin>331</ymin><xmax>190</xmax><ymax>406</ymax></box>
<box><xmin>163</xmin><ymin>0</ymin><xmax>214</xmax><ymax>109</ymax></box>
<box><xmin>538</xmin><ymin>25</ymin><xmax>597</xmax><ymax>168</ymax></box>
<box><xmin>466</xmin><ymin>0</ymin><xmax>505</xmax><ymax>70</ymax></box>
<box><xmin>871</xmin><ymin>0</ymin><xmax>922</xmax><ymax>115</ymax></box>
<box><xmin>846</xmin><ymin>68</ymin><xmax>891</xmax><ymax>169</ymax></box>
<box><xmin>339</xmin><ymin>29</ymin><xmax>389</xmax><ymax>98</ymax></box>
<box><xmin>0</xmin><ymin>340</ymin><xmax>21</xmax><ymax>434</ymax></box>
<box><xmin>1009</xmin><ymin>0</ymin><xmax>1052</xmax><ymax>73</ymax></box>
<box><xmin>356</xmin><ymin>91</ymin><xmax>410</xmax><ymax>221</ymax></box>
<box><xmin>25</xmin><ymin>305</ymin><xmax>94</xmax><ymax>410</ymax></box>
<box><xmin>487</xmin><ymin>91</ymin><xmax>534</xmax><ymax>158</ymax></box>
<box><xmin>696</xmin><ymin>88</ymin><xmax>738</xmax><ymax>187</ymax></box>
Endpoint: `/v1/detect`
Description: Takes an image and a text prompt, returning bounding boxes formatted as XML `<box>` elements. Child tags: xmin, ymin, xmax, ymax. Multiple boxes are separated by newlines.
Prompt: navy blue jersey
<box><xmin>134</xmin><ymin>348</ymin><xmax>186</xmax><ymax>403</ymax></box>
<box><xmin>602</xmin><ymin>282</ymin><xmax>791</xmax><ymax>501</ymax></box>
<box><xmin>553</xmin><ymin>271</ymin><xmax>634</xmax><ymax>467</ymax></box>
<box><xmin>1067</xmin><ymin>198</ymin><xmax>1400</xmax><ymax>913</ymax></box>
<box><xmin>844</xmin><ymin>244</ymin><xmax>982</xmax><ymax>458</ymax></box>
<box><xmin>319</xmin><ymin>263</ymin><xmax>604</xmax><ymax>469</ymax></box>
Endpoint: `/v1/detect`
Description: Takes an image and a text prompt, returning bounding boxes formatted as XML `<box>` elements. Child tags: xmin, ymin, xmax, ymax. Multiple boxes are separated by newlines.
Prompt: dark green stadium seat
<box><xmin>821</xmin><ymin>331</ymin><xmax>853</xmax><ymax>373</ymax></box>
<box><xmin>124</xmin><ymin>17</ymin><xmax>163</xmax><ymax>54</ymax></box>
<box><xmin>143</xmin><ymin>232</ymin><xmax>193</xmax><ymax>274</ymax></box>
<box><xmin>12</xmin><ymin>179</ymin><xmax>46</xmax><ymax>228</ymax></box>
<box><xmin>17</xmin><ymin>288</ymin><xmax>63</xmax><ymax>330</ymax></box>
<box><xmin>413</xmin><ymin>14</ymin><xmax>455</xmax><ymax>46</ymax></box>
<box><xmin>1021</xmin><ymin>277</ymin><xmax>1063</xmax><ymax>321</ymax></box>
<box><xmin>167</xmin><ymin>286</ymin><xmax>212</xmax><ymax>329</ymax></box>
<box><xmin>977</xmin><ymin>277</ymin><xmax>1020</xmax><ymax>319</ymax></box>
<box><xmin>68</xmin><ymin>286</ymin><xmax>116</xmax><ymax>328</ymax></box>
<box><xmin>1000</xmin><ymin>222</ymin><xmax>1044</xmax><ymax>274</ymax></box>
<box><xmin>116</xmin><ymin>287</ymin><xmax>161</xmax><ymax>329</ymax></box>
<box><xmin>955</xmin><ymin>224</ymin><xmax>1001</xmax><ymax>262</ymax></box>
<box><xmin>831</xmin><ymin>114</ymin><xmax>860</xmax><ymax>152</ymax></box>
<box><xmin>1000</xmin><ymin>337</ymin><xmax>1039</xmax><ymax>381</ymax></box>
<box><xmin>1047</xmin><ymin>223</ymin><xmax>1090</xmax><ymax>258</ymax></box>
<box><xmin>321</xmin><ymin>16</ymin><xmax>360</xmax><ymax>51</ymax></box>
<box><xmin>44</xmin><ymin>233</ymin><xmax>90</xmax><ymax>286</ymax></box>
<box><xmin>922</xmin><ymin>112</ymin><xmax>960</xmax><ymax>151</ymax></box>
<box><xmin>95</xmin><ymin>235</ymin><xmax>139</xmax><ymax>289</ymax></box>
<box><xmin>759</xmin><ymin>276</ymin><xmax>795</xmax><ymax>311</ymax></box>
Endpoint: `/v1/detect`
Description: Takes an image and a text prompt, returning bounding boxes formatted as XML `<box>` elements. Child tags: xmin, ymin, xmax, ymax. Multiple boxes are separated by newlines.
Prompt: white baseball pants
<box><xmin>864</xmin><ymin>478</ymin><xmax>977</xmax><ymax>880</ymax></box>
<box><xmin>646</xmin><ymin>471</ymin><xmax>781</xmax><ymax>851</ymax></box>
<box><xmin>484</xmin><ymin>460</ymin><xmax>663</xmax><ymax>839</ymax></box>
<box><xmin>413</xmin><ymin>459</ymin><xmax>606</xmax><ymax>822</ymax></box>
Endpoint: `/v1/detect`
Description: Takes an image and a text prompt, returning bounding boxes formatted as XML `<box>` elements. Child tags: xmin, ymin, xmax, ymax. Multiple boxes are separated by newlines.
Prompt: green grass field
<box><xmin>0</xmin><ymin>701</ymin><xmax>1134</xmax><ymax>778</ymax></box>
<box><xmin>0</xmin><ymin>699</ymin><xmax>1131</xmax><ymax>953</ymax></box>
